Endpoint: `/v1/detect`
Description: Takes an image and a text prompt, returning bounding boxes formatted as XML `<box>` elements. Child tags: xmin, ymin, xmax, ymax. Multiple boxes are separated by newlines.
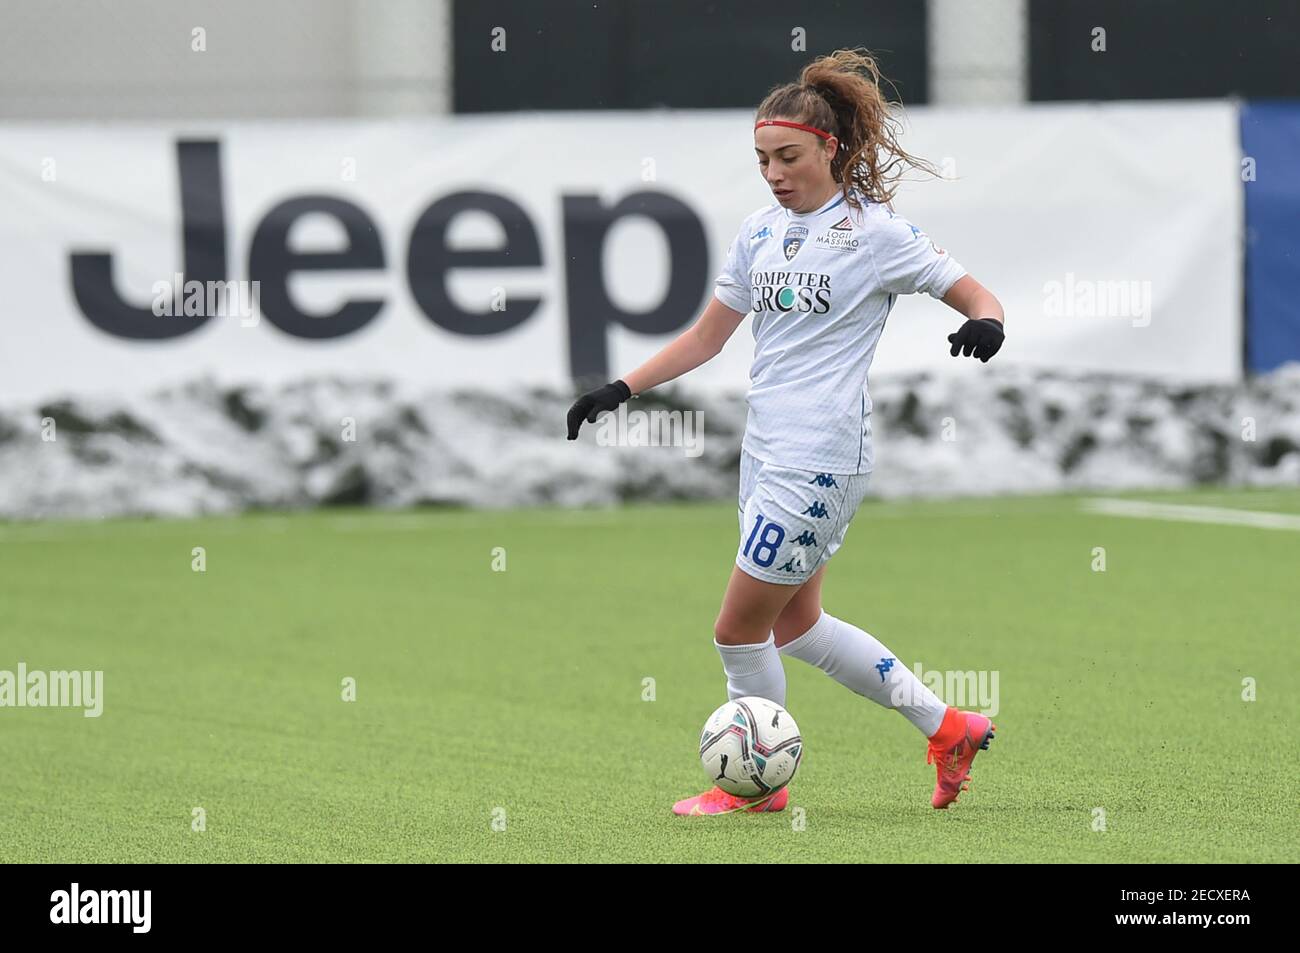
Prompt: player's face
<box><xmin>755</xmin><ymin>122</ymin><xmax>838</xmax><ymax>212</ymax></box>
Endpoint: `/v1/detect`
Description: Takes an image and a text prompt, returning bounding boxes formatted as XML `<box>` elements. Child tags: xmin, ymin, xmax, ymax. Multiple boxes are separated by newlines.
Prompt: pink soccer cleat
<box><xmin>672</xmin><ymin>785</ymin><xmax>790</xmax><ymax>816</ymax></box>
<box><xmin>926</xmin><ymin>707</ymin><xmax>997</xmax><ymax>809</ymax></box>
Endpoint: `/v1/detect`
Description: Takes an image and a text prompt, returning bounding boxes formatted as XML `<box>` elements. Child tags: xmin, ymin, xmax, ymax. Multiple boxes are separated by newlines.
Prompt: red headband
<box><xmin>754</xmin><ymin>119</ymin><xmax>834</xmax><ymax>141</ymax></box>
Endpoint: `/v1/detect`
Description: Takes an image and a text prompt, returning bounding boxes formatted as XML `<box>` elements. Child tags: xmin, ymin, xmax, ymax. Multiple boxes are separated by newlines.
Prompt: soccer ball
<box><xmin>699</xmin><ymin>696</ymin><xmax>803</xmax><ymax>797</ymax></box>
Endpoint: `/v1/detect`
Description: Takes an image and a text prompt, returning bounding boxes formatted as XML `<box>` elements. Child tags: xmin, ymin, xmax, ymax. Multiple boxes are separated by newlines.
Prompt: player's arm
<box><xmin>940</xmin><ymin>274</ymin><xmax>1006</xmax><ymax>362</ymax></box>
<box><xmin>623</xmin><ymin>296</ymin><xmax>747</xmax><ymax>396</ymax></box>
<box><xmin>942</xmin><ymin>274</ymin><xmax>1003</xmax><ymax>325</ymax></box>
<box><xmin>566</xmin><ymin>296</ymin><xmax>747</xmax><ymax>439</ymax></box>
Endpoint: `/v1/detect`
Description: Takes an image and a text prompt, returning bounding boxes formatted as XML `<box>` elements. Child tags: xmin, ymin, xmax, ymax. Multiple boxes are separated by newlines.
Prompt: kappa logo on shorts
<box><xmin>777</xmin><ymin>557</ymin><xmax>806</xmax><ymax>573</ymax></box>
<box><xmin>793</xmin><ymin>530</ymin><xmax>818</xmax><ymax>547</ymax></box>
<box><xmin>808</xmin><ymin>473</ymin><xmax>839</xmax><ymax>488</ymax></box>
<box><xmin>802</xmin><ymin>501</ymin><xmax>829</xmax><ymax>519</ymax></box>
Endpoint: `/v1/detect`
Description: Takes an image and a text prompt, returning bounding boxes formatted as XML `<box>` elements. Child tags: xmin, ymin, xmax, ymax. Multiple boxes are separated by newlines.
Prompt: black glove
<box><xmin>566</xmin><ymin>379</ymin><xmax>633</xmax><ymax>439</ymax></box>
<box><xmin>948</xmin><ymin>318</ymin><xmax>1005</xmax><ymax>362</ymax></box>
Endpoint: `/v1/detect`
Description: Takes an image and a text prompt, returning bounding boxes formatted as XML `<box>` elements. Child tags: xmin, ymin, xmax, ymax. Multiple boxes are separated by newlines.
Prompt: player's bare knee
<box><xmin>713</xmin><ymin>617</ymin><xmax>741</xmax><ymax>645</ymax></box>
<box><xmin>714</xmin><ymin>616</ymin><xmax>765</xmax><ymax>646</ymax></box>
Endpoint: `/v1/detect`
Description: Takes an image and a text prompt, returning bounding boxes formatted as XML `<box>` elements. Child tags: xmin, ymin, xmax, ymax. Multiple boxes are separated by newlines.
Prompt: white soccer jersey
<box><xmin>714</xmin><ymin>187</ymin><xmax>966</xmax><ymax>474</ymax></box>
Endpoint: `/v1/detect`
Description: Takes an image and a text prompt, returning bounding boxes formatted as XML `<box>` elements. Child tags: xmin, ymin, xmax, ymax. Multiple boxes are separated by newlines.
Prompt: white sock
<box><xmin>715</xmin><ymin>633</ymin><xmax>786</xmax><ymax>707</ymax></box>
<box><xmin>778</xmin><ymin>610</ymin><xmax>947</xmax><ymax>736</ymax></box>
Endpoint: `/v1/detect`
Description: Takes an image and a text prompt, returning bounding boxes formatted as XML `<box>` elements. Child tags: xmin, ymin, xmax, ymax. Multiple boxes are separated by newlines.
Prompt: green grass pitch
<box><xmin>1</xmin><ymin>487</ymin><xmax>1297</xmax><ymax>863</ymax></box>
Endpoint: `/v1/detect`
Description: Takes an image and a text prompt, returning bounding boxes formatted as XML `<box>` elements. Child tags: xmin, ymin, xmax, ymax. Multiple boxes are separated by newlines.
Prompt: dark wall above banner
<box><xmin>1030</xmin><ymin>0</ymin><xmax>1300</xmax><ymax>102</ymax></box>
<box><xmin>452</xmin><ymin>0</ymin><xmax>928</xmax><ymax>112</ymax></box>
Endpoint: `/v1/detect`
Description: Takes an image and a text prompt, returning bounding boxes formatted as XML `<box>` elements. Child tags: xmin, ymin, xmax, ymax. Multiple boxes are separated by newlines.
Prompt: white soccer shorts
<box><xmin>735</xmin><ymin>447</ymin><xmax>873</xmax><ymax>585</ymax></box>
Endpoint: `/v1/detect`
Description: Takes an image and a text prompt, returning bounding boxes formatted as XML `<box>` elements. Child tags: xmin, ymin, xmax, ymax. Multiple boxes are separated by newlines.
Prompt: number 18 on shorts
<box><xmin>735</xmin><ymin>449</ymin><xmax>872</xmax><ymax>586</ymax></box>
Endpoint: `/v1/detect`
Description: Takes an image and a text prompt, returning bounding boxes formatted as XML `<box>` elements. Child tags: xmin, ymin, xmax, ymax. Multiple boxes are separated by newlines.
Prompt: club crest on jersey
<box><xmin>783</xmin><ymin>224</ymin><xmax>808</xmax><ymax>261</ymax></box>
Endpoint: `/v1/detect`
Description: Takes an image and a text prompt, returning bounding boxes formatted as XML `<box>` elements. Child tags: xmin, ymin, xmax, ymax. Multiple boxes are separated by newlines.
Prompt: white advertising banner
<box><xmin>0</xmin><ymin>102</ymin><xmax>1241</xmax><ymax>403</ymax></box>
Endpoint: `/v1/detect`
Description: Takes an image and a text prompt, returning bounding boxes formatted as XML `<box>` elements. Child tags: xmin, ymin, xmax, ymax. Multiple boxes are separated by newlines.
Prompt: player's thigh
<box><xmin>773</xmin><ymin>565</ymin><xmax>826</xmax><ymax>648</ymax></box>
<box><xmin>714</xmin><ymin>564</ymin><xmax>805</xmax><ymax>646</ymax></box>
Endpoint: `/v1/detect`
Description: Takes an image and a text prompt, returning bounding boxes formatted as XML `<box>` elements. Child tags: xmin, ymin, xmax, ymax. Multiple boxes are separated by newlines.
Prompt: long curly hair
<box><xmin>755</xmin><ymin>48</ymin><xmax>937</xmax><ymax>211</ymax></box>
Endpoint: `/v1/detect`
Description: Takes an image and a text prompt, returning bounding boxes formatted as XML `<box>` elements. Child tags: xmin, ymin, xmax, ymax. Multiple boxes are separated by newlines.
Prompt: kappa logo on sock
<box><xmin>875</xmin><ymin>657</ymin><xmax>896</xmax><ymax>682</ymax></box>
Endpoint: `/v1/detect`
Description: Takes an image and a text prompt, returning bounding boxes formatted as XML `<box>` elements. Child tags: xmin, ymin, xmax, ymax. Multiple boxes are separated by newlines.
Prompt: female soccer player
<box><xmin>567</xmin><ymin>49</ymin><xmax>1006</xmax><ymax>815</ymax></box>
